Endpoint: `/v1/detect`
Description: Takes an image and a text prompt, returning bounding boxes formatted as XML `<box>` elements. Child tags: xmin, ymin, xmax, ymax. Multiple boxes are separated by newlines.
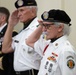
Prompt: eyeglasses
<box><xmin>42</xmin><ymin>23</ymin><xmax>54</xmax><ymax>29</ymax></box>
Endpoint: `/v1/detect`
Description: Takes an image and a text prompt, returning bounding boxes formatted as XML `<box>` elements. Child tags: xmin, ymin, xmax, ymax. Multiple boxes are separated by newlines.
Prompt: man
<box><xmin>0</xmin><ymin>7</ymin><xmax>18</xmax><ymax>75</ymax></box>
<box><xmin>26</xmin><ymin>9</ymin><xmax>76</xmax><ymax>75</ymax></box>
<box><xmin>2</xmin><ymin>0</ymin><xmax>41</xmax><ymax>75</ymax></box>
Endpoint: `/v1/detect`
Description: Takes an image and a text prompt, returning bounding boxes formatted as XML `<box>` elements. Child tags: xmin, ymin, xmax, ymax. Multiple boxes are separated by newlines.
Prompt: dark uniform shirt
<box><xmin>0</xmin><ymin>23</ymin><xmax>18</xmax><ymax>75</ymax></box>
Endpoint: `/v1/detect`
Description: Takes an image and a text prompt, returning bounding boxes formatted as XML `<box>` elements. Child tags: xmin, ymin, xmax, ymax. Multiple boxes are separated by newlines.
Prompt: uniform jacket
<box><xmin>34</xmin><ymin>35</ymin><xmax>76</xmax><ymax>75</ymax></box>
<box><xmin>12</xmin><ymin>17</ymin><xmax>42</xmax><ymax>71</ymax></box>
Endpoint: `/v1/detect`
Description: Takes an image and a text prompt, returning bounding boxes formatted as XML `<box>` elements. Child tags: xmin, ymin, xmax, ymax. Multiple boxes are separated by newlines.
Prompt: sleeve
<box><xmin>11</xmin><ymin>30</ymin><xmax>18</xmax><ymax>50</ymax></box>
<box><xmin>34</xmin><ymin>35</ymin><xmax>50</xmax><ymax>57</ymax></box>
<box><xmin>11</xmin><ymin>40</ymin><xmax>15</xmax><ymax>50</ymax></box>
<box><xmin>59</xmin><ymin>49</ymin><xmax>76</xmax><ymax>75</ymax></box>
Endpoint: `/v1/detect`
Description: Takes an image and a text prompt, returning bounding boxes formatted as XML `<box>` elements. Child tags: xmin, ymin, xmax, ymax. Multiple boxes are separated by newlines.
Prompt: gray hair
<box><xmin>63</xmin><ymin>23</ymin><xmax>71</xmax><ymax>36</ymax></box>
<box><xmin>55</xmin><ymin>22</ymin><xmax>71</xmax><ymax>36</ymax></box>
<box><xmin>26</xmin><ymin>6</ymin><xmax>38</xmax><ymax>15</ymax></box>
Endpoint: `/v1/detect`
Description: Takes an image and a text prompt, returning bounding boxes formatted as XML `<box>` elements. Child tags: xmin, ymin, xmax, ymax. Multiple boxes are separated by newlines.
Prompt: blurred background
<box><xmin>0</xmin><ymin>0</ymin><xmax>76</xmax><ymax>48</ymax></box>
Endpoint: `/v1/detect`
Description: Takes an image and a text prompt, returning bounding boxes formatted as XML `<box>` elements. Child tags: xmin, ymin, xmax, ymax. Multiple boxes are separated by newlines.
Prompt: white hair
<box><xmin>63</xmin><ymin>23</ymin><xmax>71</xmax><ymax>36</ymax></box>
<box><xmin>26</xmin><ymin>6</ymin><xmax>38</xmax><ymax>15</ymax></box>
<box><xmin>55</xmin><ymin>22</ymin><xmax>71</xmax><ymax>36</ymax></box>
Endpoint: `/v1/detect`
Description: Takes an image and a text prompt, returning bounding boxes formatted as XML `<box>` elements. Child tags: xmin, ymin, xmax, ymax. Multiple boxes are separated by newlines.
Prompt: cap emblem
<box><xmin>43</xmin><ymin>11</ymin><xmax>49</xmax><ymax>20</ymax></box>
<box><xmin>17</xmin><ymin>0</ymin><xmax>23</xmax><ymax>6</ymax></box>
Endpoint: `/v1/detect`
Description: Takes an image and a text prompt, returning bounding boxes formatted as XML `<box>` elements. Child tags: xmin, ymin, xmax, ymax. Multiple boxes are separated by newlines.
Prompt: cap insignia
<box><xmin>43</xmin><ymin>11</ymin><xmax>49</xmax><ymax>20</ymax></box>
<box><xmin>17</xmin><ymin>0</ymin><xmax>23</xmax><ymax>6</ymax></box>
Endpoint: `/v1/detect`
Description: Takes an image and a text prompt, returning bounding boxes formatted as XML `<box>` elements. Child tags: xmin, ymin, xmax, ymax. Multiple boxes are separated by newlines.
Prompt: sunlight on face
<box><xmin>17</xmin><ymin>7</ymin><xmax>32</xmax><ymax>23</ymax></box>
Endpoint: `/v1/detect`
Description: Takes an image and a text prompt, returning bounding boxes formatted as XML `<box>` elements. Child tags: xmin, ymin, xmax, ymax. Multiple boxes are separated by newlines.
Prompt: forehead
<box><xmin>0</xmin><ymin>12</ymin><xmax>5</xmax><ymax>16</ymax></box>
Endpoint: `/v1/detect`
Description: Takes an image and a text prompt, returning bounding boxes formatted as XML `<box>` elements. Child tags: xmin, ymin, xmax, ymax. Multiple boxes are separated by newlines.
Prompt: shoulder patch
<box><xmin>67</xmin><ymin>59</ymin><xmax>75</xmax><ymax>69</ymax></box>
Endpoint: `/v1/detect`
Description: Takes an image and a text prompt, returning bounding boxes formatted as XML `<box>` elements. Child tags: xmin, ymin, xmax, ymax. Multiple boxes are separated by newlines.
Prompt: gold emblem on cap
<box><xmin>17</xmin><ymin>0</ymin><xmax>23</xmax><ymax>6</ymax></box>
<box><xmin>43</xmin><ymin>11</ymin><xmax>49</xmax><ymax>20</ymax></box>
<box><xmin>28</xmin><ymin>2</ymin><xmax>33</xmax><ymax>5</ymax></box>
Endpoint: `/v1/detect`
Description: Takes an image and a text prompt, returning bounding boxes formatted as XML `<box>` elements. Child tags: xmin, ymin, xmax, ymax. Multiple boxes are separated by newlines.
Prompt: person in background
<box><xmin>0</xmin><ymin>7</ymin><xmax>18</xmax><ymax>75</ymax></box>
<box><xmin>26</xmin><ymin>9</ymin><xmax>76</xmax><ymax>75</ymax></box>
<box><xmin>2</xmin><ymin>0</ymin><xmax>42</xmax><ymax>75</ymax></box>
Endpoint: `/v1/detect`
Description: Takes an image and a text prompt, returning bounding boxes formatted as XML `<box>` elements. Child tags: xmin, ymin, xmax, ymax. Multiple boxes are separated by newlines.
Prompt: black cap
<box><xmin>41</xmin><ymin>9</ymin><xmax>71</xmax><ymax>26</ymax></box>
<box><xmin>15</xmin><ymin>0</ymin><xmax>37</xmax><ymax>8</ymax></box>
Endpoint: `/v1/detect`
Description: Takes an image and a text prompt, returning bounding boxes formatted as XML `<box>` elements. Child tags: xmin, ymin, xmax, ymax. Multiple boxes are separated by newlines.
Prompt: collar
<box><xmin>52</xmin><ymin>35</ymin><xmax>68</xmax><ymax>48</ymax></box>
<box><xmin>0</xmin><ymin>23</ymin><xmax>7</xmax><ymax>32</ymax></box>
<box><xmin>24</xmin><ymin>17</ymin><xmax>39</xmax><ymax>30</ymax></box>
<box><xmin>23</xmin><ymin>17</ymin><xmax>36</xmax><ymax>29</ymax></box>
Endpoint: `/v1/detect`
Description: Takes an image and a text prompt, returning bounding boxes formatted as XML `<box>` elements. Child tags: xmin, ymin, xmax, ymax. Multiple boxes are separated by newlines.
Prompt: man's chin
<box><xmin>20</xmin><ymin>20</ymin><xmax>23</xmax><ymax>23</ymax></box>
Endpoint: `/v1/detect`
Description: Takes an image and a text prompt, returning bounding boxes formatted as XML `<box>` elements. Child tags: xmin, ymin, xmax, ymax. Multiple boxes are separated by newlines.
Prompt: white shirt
<box><xmin>12</xmin><ymin>17</ymin><xmax>42</xmax><ymax>71</ymax></box>
<box><xmin>34</xmin><ymin>35</ymin><xmax>76</xmax><ymax>75</ymax></box>
<box><xmin>0</xmin><ymin>23</ymin><xmax>7</xmax><ymax>32</ymax></box>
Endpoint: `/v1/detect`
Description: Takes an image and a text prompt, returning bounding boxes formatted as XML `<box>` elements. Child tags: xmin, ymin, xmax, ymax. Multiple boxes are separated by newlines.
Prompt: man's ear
<box><xmin>58</xmin><ymin>24</ymin><xmax>64</xmax><ymax>32</ymax></box>
<box><xmin>1</xmin><ymin>15</ymin><xmax>6</xmax><ymax>22</ymax></box>
<box><xmin>31</xmin><ymin>7</ymin><xmax>37</xmax><ymax>16</ymax></box>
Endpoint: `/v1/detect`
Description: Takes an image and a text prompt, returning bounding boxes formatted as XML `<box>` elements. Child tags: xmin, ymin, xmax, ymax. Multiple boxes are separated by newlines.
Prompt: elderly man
<box><xmin>26</xmin><ymin>9</ymin><xmax>76</xmax><ymax>75</ymax></box>
<box><xmin>2</xmin><ymin>0</ymin><xmax>41</xmax><ymax>75</ymax></box>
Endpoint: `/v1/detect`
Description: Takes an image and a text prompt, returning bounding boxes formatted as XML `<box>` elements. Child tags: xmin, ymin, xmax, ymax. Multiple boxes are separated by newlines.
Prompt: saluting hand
<box><xmin>8</xmin><ymin>10</ymin><xmax>19</xmax><ymax>27</ymax></box>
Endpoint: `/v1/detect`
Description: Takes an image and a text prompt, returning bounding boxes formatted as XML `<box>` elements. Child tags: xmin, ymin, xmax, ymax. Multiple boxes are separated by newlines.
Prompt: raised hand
<box><xmin>8</xmin><ymin>10</ymin><xmax>19</xmax><ymax>27</ymax></box>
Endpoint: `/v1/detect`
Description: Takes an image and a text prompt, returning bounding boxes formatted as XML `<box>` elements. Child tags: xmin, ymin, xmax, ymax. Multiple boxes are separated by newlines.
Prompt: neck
<box><xmin>51</xmin><ymin>35</ymin><xmax>63</xmax><ymax>43</ymax></box>
<box><xmin>23</xmin><ymin>17</ymin><xmax>36</xmax><ymax>29</ymax></box>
